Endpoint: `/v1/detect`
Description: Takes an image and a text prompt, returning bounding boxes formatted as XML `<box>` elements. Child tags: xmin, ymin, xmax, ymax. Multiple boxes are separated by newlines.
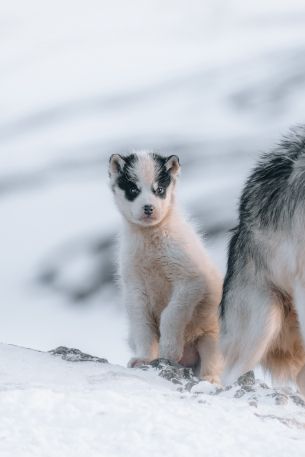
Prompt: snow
<box><xmin>1</xmin><ymin>1</ymin><xmax>305</xmax><ymax>453</ymax></box>
<box><xmin>0</xmin><ymin>344</ymin><xmax>304</xmax><ymax>457</ymax></box>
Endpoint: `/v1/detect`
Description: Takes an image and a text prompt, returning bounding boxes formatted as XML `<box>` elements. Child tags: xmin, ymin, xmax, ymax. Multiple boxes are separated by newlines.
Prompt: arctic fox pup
<box><xmin>109</xmin><ymin>151</ymin><xmax>222</xmax><ymax>382</ymax></box>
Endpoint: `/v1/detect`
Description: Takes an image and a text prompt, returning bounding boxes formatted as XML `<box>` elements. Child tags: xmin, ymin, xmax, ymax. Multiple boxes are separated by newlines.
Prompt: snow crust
<box><xmin>0</xmin><ymin>344</ymin><xmax>304</xmax><ymax>457</ymax></box>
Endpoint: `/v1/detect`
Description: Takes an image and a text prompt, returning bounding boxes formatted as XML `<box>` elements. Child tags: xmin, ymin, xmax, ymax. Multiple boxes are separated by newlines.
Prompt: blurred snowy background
<box><xmin>1</xmin><ymin>0</ymin><xmax>305</xmax><ymax>365</ymax></box>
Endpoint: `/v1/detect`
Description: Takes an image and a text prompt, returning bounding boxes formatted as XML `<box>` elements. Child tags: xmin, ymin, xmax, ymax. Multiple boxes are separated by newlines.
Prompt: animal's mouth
<box><xmin>139</xmin><ymin>214</ymin><xmax>158</xmax><ymax>225</ymax></box>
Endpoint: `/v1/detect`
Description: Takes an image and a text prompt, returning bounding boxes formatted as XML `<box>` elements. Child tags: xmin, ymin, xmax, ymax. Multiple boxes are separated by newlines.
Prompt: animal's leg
<box><xmin>159</xmin><ymin>279</ymin><xmax>204</xmax><ymax>362</ymax></box>
<box><xmin>179</xmin><ymin>343</ymin><xmax>199</xmax><ymax>368</ymax></box>
<box><xmin>197</xmin><ymin>332</ymin><xmax>222</xmax><ymax>384</ymax></box>
<box><xmin>293</xmin><ymin>281</ymin><xmax>305</xmax><ymax>396</ymax></box>
<box><xmin>296</xmin><ymin>365</ymin><xmax>305</xmax><ymax>397</ymax></box>
<box><xmin>125</xmin><ymin>286</ymin><xmax>159</xmax><ymax>368</ymax></box>
<box><xmin>221</xmin><ymin>284</ymin><xmax>282</xmax><ymax>385</ymax></box>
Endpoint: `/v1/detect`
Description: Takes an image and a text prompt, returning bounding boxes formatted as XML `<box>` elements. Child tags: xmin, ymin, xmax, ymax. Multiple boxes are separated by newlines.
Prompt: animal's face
<box><xmin>109</xmin><ymin>151</ymin><xmax>180</xmax><ymax>227</ymax></box>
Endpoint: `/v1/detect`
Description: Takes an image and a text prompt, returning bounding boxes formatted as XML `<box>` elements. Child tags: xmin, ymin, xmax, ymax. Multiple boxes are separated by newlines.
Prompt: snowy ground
<box><xmin>0</xmin><ymin>343</ymin><xmax>304</xmax><ymax>457</ymax></box>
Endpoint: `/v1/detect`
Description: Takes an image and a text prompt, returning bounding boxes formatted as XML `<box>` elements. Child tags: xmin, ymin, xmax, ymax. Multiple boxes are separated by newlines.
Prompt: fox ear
<box><xmin>165</xmin><ymin>155</ymin><xmax>180</xmax><ymax>177</ymax></box>
<box><xmin>109</xmin><ymin>154</ymin><xmax>125</xmax><ymax>176</ymax></box>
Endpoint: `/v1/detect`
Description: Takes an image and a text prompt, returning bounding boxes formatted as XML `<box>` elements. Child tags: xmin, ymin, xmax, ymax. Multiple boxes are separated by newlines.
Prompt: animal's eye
<box><xmin>130</xmin><ymin>186</ymin><xmax>139</xmax><ymax>195</ymax></box>
<box><xmin>156</xmin><ymin>187</ymin><xmax>165</xmax><ymax>195</ymax></box>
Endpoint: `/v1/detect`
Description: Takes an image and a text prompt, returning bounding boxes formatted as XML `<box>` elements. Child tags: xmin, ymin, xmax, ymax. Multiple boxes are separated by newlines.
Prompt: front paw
<box><xmin>202</xmin><ymin>375</ymin><xmax>221</xmax><ymax>385</ymax></box>
<box><xmin>128</xmin><ymin>357</ymin><xmax>151</xmax><ymax>368</ymax></box>
<box><xmin>159</xmin><ymin>338</ymin><xmax>183</xmax><ymax>363</ymax></box>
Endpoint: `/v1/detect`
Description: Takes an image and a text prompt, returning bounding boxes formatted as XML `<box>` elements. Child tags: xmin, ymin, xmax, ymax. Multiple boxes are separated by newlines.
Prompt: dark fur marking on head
<box><xmin>116</xmin><ymin>154</ymin><xmax>141</xmax><ymax>201</ymax></box>
<box><xmin>151</xmin><ymin>153</ymin><xmax>173</xmax><ymax>199</ymax></box>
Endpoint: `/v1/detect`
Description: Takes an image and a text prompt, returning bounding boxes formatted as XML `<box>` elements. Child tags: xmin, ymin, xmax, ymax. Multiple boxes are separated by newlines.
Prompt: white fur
<box><xmin>221</xmin><ymin>224</ymin><xmax>305</xmax><ymax>393</ymax></box>
<box><xmin>110</xmin><ymin>151</ymin><xmax>223</xmax><ymax>381</ymax></box>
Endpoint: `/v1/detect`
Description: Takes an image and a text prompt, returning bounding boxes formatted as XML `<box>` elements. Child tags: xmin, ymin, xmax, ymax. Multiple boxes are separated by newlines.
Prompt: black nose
<box><xmin>144</xmin><ymin>205</ymin><xmax>154</xmax><ymax>216</ymax></box>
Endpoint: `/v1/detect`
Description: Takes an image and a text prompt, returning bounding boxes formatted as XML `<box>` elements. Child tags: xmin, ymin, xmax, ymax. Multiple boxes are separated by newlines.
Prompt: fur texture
<box><xmin>220</xmin><ymin>126</ymin><xmax>305</xmax><ymax>396</ymax></box>
<box><xmin>109</xmin><ymin>151</ymin><xmax>223</xmax><ymax>382</ymax></box>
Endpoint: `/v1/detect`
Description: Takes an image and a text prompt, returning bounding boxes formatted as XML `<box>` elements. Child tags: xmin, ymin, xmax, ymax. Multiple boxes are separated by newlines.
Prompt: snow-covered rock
<box><xmin>0</xmin><ymin>343</ymin><xmax>304</xmax><ymax>457</ymax></box>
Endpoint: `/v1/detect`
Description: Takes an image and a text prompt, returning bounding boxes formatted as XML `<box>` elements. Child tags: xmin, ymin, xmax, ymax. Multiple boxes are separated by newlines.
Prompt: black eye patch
<box><xmin>152</xmin><ymin>154</ymin><xmax>172</xmax><ymax>199</ymax></box>
<box><xmin>115</xmin><ymin>154</ymin><xmax>141</xmax><ymax>201</ymax></box>
<box><xmin>154</xmin><ymin>186</ymin><xmax>166</xmax><ymax>196</ymax></box>
<box><xmin>117</xmin><ymin>176</ymin><xmax>141</xmax><ymax>202</ymax></box>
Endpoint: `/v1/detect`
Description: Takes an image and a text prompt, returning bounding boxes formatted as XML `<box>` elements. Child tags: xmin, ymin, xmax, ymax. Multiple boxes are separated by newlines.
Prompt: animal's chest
<box><xmin>131</xmin><ymin>241</ymin><xmax>172</xmax><ymax>314</ymax></box>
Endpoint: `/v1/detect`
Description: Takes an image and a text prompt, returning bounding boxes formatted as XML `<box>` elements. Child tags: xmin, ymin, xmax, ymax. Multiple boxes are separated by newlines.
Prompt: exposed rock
<box><xmin>237</xmin><ymin>371</ymin><xmax>256</xmax><ymax>387</ymax></box>
<box><xmin>234</xmin><ymin>388</ymin><xmax>246</xmax><ymax>399</ymax></box>
<box><xmin>259</xmin><ymin>382</ymin><xmax>269</xmax><ymax>390</ymax></box>
<box><xmin>291</xmin><ymin>395</ymin><xmax>305</xmax><ymax>408</ymax></box>
<box><xmin>141</xmin><ymin>358</ymin><xmax>199</xmax><ymax>390</ymax></box>
<box><xmin>47</xmin><ymin>349</ymin><xmax>305</xmax><ymax>414</ymax></box>
<box><xmin>255</xmin><ymin>414</ymin><xmax>305</xmax><ymax>429</ymax></box>
<box><xmin>49</xmin><ymin>346</ymin><xmax>108</xmax><ymax>364</ymax></box>
<box><xmin>269</xmin><ymin>393</ymin><xmax>289</xmax><ymax>406</ymax></box>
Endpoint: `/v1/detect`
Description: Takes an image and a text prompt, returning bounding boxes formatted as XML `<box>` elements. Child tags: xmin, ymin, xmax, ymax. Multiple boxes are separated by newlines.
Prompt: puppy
<box><xmin>220</xmin><ymin>126</ymin><xmax>305</xmax><ymax>396</ymax></box>
<box><xmin>109</xmin><ymin>151</ymin><xmax>222</xmax><ymax>382</ymax></box>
